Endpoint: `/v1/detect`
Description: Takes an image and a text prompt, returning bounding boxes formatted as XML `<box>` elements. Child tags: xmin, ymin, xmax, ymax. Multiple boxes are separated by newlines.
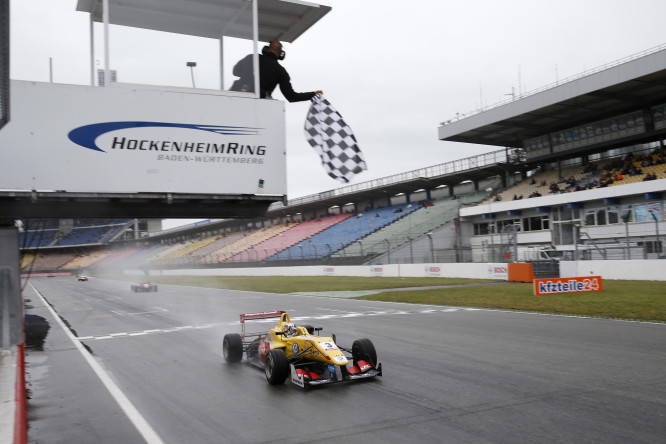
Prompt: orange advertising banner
<box><xmin>534</xmin><ymin>276</ymin><xmax>603</xmax><ymax>295</ymax></box>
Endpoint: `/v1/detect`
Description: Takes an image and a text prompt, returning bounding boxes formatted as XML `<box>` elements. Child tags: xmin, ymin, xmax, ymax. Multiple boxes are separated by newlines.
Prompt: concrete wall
<box><xmin>131</xmin><ymin>262</ymin><xmax>509</xmax><ymax>279</ymax></box>
<box><xmin>559</xmin><ymin>260</ymin><xmax>665</xmax><ymax>280</ymax></box>
<box><xmin>128</xmin><ymin>260</ymin><xmax>665</xmax><ymax>281</ymax></box>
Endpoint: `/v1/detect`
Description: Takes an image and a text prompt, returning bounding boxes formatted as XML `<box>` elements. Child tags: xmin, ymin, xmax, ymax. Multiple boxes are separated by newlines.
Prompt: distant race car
<box><xmin>77</xmin><ymin>275</ymin><xmax>88</xmax><ymax>281</ymax></box>
<box><xmin>223</xmin><ymin>311</ymin><xmax>382</xmax><ymax>387</ymax></box>
<box><xmin>131</xmin><ymin>282</ymin><xmax>158</xmax><ymax>292</ymax></box>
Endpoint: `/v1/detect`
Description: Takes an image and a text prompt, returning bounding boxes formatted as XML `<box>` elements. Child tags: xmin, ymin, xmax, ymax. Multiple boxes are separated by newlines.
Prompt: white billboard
<box><xmin>0</xmin><ymin>80</ymin><xmax>286</xmax><ymax>196</ymax></box>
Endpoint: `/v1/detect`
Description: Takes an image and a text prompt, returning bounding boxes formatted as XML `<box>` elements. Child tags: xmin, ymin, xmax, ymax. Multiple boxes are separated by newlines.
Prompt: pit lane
<box><xmin>23</xmin><ymin>277</ymin><xmax>666</xmax><ymax>443</ymax></box>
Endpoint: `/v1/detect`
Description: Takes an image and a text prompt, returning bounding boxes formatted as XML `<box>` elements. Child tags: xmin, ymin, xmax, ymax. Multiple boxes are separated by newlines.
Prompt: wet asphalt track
<box><xmin>23</xmin><ymin>276</ymin><xmax>666</xmax><ymax>444</ymax></box>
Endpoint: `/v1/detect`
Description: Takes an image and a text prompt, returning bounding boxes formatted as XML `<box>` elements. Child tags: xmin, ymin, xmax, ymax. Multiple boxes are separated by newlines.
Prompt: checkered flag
<box><xmin>304</xmin><ymin>94</ymin><xmax>367</xmax><ymax>183</ymax></box>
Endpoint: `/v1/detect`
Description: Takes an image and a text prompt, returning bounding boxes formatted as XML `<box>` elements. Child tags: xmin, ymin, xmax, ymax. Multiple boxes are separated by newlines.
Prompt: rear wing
<box><xmin>240</xmin><ymin>310</ymin><xmax>285</xmax><ymax>339</ymax></box>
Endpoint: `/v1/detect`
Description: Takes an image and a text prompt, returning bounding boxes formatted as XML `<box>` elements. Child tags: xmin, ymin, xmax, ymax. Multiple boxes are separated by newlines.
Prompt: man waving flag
<box><xmin>303</xmin><ymin>94</ymin><xmax>367</xmax><ymax>183</ymax></box>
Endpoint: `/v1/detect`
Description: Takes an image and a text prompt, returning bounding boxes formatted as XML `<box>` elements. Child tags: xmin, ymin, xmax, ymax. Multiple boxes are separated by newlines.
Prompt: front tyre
<box><xmin>352</xmin><ymin>338</ymin><xmax>377</xmax><ymax>367</ymax></box>
<box><xmin>264</xmin><ymin>349</ymin><xmax>289</xmax><ymax>385</ymax></box>
<box><xmin>223</xmin><ymin>333</ymin><xmax>243</xmax><ymax>363</ymax></box>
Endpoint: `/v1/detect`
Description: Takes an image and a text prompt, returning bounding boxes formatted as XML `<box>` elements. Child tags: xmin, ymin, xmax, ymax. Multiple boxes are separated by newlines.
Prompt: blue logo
<box><xmin>68</xmin><ymin>121</ymin><xmax>261</xmax><ymax>153</ymax></box>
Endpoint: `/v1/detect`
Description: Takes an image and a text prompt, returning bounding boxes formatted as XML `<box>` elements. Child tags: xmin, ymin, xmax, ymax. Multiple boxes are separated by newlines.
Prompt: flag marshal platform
<box><xmin>0</xmin><ymin>0</ymin><xmax>332</xmax><ymax>219</ymax></box>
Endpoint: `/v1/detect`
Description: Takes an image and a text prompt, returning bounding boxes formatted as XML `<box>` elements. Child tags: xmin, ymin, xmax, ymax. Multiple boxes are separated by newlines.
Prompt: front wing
<box><xmin>289</xmin><ymin>360</ymin><xmax>382</xmax><ymax>388</ymax></box>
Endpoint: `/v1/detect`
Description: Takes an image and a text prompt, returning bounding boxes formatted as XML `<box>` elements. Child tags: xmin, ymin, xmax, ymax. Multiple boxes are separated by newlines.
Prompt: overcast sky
<box><xmin>9</xmin><ymin>0</ymin><xmax>666</xmax><ymax>230</ymax></box>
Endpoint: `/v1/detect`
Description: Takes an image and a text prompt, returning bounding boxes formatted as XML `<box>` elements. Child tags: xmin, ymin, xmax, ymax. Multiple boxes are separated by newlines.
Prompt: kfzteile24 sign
<box><xmin>533</xmin><ymin>276</ymin><xmax>603</xmax><ymax>296</ymax></box>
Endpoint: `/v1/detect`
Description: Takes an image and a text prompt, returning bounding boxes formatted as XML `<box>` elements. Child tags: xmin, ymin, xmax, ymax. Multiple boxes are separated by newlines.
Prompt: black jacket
<box><xmin>259</xmin><ymin>53</ymin><xmax>315</xmax><ymax>102</ymax></box>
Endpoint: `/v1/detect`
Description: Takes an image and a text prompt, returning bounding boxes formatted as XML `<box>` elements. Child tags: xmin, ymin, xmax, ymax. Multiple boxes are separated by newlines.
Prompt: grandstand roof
<box><xmin>438</xmin><ymin>45</ymin><xmax>666</xmax><ymax>151</ymax></box>
<box><xmin>76</xmin><ymin>0</ymin><xmax>331</xmax><ymax>43</ymax></box>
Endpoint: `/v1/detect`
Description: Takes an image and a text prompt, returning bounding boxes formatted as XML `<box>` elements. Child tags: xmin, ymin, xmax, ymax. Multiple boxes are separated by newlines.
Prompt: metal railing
<box><xmin>440</xmin><ymin>43</ymin><xmax>666</xmax><ymax>125</ymax></box>
<box><xmin>270</xmin><ymin>149</ymin><xmax>507</xmax><ymax>211</ymax></box>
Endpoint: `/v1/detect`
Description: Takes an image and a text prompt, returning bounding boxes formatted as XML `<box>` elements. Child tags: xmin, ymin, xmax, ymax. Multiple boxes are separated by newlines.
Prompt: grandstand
<box><xmin>18</xmin><ymin>45</ymin><xmax>666</xmax><ymax>275</ymax></box>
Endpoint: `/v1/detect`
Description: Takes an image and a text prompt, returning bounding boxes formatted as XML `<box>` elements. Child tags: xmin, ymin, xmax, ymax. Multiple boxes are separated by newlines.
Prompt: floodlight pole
<box><xmin>186</xmin><ymin>62</ymin><xmax>197</xmax><ymax>88</ymax></box>
<box><xmin>426</xmin><ymin>232</ymin><xmax>434</xmax><ymax>263</ymax></box>
<box><xmin>408</xmin><ymin>236</ymin><xmax>413</xmax><ymax>264</ymax></box>
<box><xmin>384</xmin><ymin>238</ymin><xmax>391</xmax><ymax>264</ymax></box>
<box><xmin>650</xmin><ymin>209</ymin><xmax>661</xmax><ymax>255</ymax></box>
<box><xmin>624</xmin><ymin>217</ymin><xmax>630</xmax><ymax>260</ymax></box>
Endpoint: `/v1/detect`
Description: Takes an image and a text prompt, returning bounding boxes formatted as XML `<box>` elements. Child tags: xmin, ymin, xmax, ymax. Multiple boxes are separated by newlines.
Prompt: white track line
<box><xmin>29</xmin><ymin>282</ymin><xmax>165</xmax><ymax>444</ymax></box>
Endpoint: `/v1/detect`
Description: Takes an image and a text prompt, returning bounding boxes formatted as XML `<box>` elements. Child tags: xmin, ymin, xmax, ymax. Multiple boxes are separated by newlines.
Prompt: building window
<box><xmin>648</xmin><ymin>202</ymin><xmax>662</xmax><ymax>221</ymax></box>
<box><xmin>620</xmin><ymin>205</ymin><xmax>634</xmax><ymax>223</ymax></box>
<box><xmin>634</xmin><ymin>203</ymin><xmax>648</xmax><ymax>222</ymax></box>
<box><xmin>596</xmin><ymin>208</ymin><xmax>607</xmax><ymax>225</ymax></box>
<box><xmin>474</xmin><ymin>223</ymin><xmax>489</xmax><ymax>235</ymax></box>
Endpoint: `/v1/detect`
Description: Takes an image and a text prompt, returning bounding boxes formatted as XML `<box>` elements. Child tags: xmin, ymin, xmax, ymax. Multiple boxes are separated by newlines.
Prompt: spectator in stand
<box><xmin>583</xmin><ymin>162</ymin><xmax>598</xmax><ymax>173</ymax></box>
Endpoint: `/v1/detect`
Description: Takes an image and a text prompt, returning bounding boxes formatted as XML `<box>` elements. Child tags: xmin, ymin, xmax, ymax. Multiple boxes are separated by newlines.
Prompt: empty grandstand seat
<box><xmin>268</xmin><ymin>204</ymin><xmax>419</xmax><ymax>260</ymax></box>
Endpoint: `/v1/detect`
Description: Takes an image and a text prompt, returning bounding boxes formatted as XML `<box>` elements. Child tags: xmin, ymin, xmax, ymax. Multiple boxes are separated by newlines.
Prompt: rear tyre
<box><xmin>131</xmin><ymin>286</ymin><xmax>137</xmax><ymax>292</ymax></box>
<box><xmin>223</xmin><ymin>333</ymin><xmax>243</xmax><ymax>363</ymax></box>
<box><xmin>153</xmin><ymin>285</ymin><xmax>158</xmax><ymax>292</ymax></box>
<box><xmin>264</xmin><ymin>349</ymin><xmax>289</xmax><ymax>385</ymax></box>
<box><xmin>352</xmin><ymin>338</ymin><xmax>377</xmax><ymax>367</ymax></box>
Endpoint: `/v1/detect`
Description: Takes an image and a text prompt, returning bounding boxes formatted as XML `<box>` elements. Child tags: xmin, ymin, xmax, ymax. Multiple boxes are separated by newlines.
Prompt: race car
<box><xmin>77</xmin><ymin>275</ymin><xmax>88</xmax><ymax>281</ymax></box>
<box><xmin>222</xmin><ymin>311</ymin><xmax>382</xmax><ymax>387</ymax></box>
<box><xmin>131</xmin><ymin>282</ymin><xmax>158</xmax><ymax>292</ymax></box>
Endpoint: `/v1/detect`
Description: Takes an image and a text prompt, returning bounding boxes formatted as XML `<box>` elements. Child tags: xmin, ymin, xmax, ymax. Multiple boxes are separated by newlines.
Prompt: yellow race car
<box><xmin>223</xmin><ymin>311</ymin><xmax>382</xmax><ymax>387</ymax></box>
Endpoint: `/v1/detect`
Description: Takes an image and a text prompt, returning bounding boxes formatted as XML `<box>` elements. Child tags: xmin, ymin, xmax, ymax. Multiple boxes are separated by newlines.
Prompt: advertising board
<box><xmin>0</xmin><ymin>81</ymin><xmax>286</xmax><ymax>196</ymax></box>
<box><xmin>487</xmin><ymin>264</ymin><xmax>508</xmax><ymax>280</ymax></box>
<box><xmin>533</xmin><ymin>276</ymin><xmax>603</xmax><ymax>295</ymax></box>
<box><xmin>370</xmin><ymin>266</ymin><xmax>383</xmax><ymax>276</ymax></box>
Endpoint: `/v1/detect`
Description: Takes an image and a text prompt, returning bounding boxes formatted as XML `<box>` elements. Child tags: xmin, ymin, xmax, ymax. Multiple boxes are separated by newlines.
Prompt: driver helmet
<box><xmin>283</xmin><ymin>322</ymin><xmax>297</xmax><ymax>337</ymax></box>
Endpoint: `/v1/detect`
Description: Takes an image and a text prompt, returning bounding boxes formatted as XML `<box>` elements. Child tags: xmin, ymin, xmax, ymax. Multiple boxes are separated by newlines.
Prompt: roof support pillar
<box><xmin>219</xmin><ymin>37</ymin><xmax>224</xmax><ymax>90</ymax></box>
<box><xmin>251</xmin><ymin>0</ymin><xmax>260</xmax><ymax>98</ymax></box>
<box><xmin>102</xmin><ymin>0</ymin><xmax>110</xmax><ymax>88</ymax></box>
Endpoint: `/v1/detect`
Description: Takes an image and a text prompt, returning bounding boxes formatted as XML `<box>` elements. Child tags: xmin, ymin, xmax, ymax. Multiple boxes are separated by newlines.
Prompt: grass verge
<box><xmin>358</xmin><ymin>280</ymin><xmax>665</xmax><ymax>322</ymax></box>
<box><xmin>109</xmin><ymin>275</ymin><xmax>665</xmax><ymax>322</ymax></box>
